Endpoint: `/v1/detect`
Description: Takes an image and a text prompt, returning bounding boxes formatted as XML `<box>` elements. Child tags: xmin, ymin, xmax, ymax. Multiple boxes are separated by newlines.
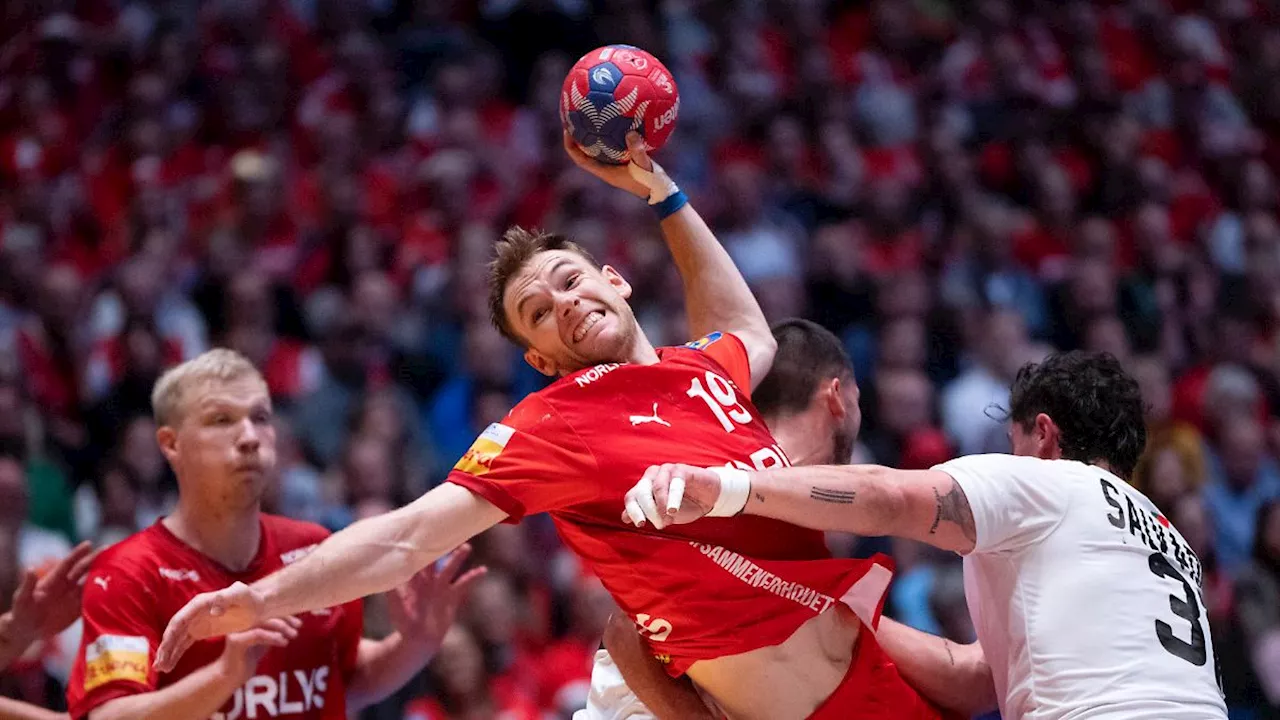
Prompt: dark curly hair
<box><xmin>1007</xmin><ymin>351</ymin><xmax>1147</xmax><ymax>479</ymax></box>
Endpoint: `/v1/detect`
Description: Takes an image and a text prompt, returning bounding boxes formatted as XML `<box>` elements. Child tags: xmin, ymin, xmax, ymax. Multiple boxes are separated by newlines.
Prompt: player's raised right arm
<box><xmin>154</xmin><ymin>484</ymin><xmax>506</xmax><ymax>672</ymax></box>
<box><xmin>563</xmin><ymin>131</ymin><xmax>775</xmax><ymax>388</ymax></box>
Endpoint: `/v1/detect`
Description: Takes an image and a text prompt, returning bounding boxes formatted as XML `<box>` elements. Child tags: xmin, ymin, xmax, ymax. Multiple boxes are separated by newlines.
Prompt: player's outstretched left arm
<box><xmin>154</xmin><ymin>484</ymin><xmax>506</xmax><ymax>672</ymax></box>
<box><xmin>622</xmin><ymin>463</ymin><xmax>977</xmax><ymax>554</ymax></box>
<box><xmin>346</xmin><ymin>545</ymin><xmax>486</xmax><ymax>711</ymax></box>
<box><xmin>563</xmin><ymin>132</ymin><xmax>775</xmax><ymax>388</ymax></box>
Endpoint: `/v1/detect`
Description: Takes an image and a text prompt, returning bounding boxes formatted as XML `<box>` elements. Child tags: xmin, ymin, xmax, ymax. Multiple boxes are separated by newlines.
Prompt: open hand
<box><xmin>155</xmin><ymin>581</ymin><xmax>266</xmax><ymax>673</ymax></box>
<box><xmin>389</xmin><ymin>544</ymin><xmax>487</xmax><ymax>650</ymax></box>
<box><xmin>563</xmin><ymin>130</ymin><xmax>654</xmax><ymax>200</ymax></box>
<box><xmin>217</xmin><ymin>616</ymin><xmax>302</xmax><ymax>682</ymax></box>
<box><xmin>622</xmin><ymin>463</ymin><xmax>724</xmax><ymax>529</ymax></box>
<box><xmin>12</xmin><ymin>541</ymin><xmax>97</xmax><ymax>639</ymax></box>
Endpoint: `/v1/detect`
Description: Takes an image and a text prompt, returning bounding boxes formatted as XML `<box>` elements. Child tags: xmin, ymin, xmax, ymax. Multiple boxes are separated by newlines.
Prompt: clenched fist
<box><xmin>621</xmin><ymin>463</ymin><xmax>752</xmax><ymax>530</ymax></box>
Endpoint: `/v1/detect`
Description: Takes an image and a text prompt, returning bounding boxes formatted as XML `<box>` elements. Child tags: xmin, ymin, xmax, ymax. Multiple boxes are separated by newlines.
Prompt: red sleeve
<box><xmin>337</xmin><ymin>597</ymin><xmax>364</xmax><ymax>681</ymax></box>
<box><xmin>446</xmin><ymin>395</ymin><xmax>599</xmax><ymax>522</ymax></box>
<box><xmin>686</xmin><ymin>331</ymin><xmax>752</xmax><ymax>395</ymax></box>
<box><xmin>66</xmin><ymin>562</ymin><xmax>160</xmax><ymax>720</ymax></box>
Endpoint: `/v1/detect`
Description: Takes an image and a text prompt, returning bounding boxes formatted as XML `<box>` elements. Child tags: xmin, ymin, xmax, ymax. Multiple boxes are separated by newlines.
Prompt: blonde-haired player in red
<box><xmin>66</xmin><ymin>350</ymin><xmax>482</xmax><ymax>720</ymax></box>
<box><xmin>153</xmin><ymin>135</ymin><xmax>959</xmax><ymax>720</ymax></box>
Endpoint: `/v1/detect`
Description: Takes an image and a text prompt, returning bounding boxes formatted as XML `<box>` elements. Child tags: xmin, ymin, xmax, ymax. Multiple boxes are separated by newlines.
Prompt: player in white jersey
<box><xmin>624</xmin><ymin>350</ymin><xmax>1228</xmax><ymax>720</ymax></box>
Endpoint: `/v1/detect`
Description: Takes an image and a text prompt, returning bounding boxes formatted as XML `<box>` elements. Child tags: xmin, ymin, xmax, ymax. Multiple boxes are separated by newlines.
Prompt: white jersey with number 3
<box><xmin>935</xmin><ymin>455</ymin><xmax>1228</xmax><ymax>720</ymax></box>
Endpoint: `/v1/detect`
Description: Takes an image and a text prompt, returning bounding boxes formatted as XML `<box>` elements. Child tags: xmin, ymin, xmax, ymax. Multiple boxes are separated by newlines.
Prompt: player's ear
<box><xmin>1033</xmin><ymin>413</ymin><xmax>1063</xmax><ymax>460</ymax></box>
<box><xmin>523</xmin><ymin>348</ymin><xmax>558</xmax><ymax>377</ymax></box>
<box><xmin>823</xmin><ymin>377</ymin><xmax>846</xmax><ymax>420</ymax></box>
<box><xmin>601</xmin><ymin>265</ymin><xmax>632</xmax><ymax>300</ymax></box>
<box><xmin>156</xmin><ymin>425</ymin><xmax>179</xmax><ymax>464</ymax></box>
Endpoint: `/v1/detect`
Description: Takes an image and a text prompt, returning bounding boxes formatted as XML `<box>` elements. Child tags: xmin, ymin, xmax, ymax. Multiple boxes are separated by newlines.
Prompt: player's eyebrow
<box><xmin>515</xmin><ymin>259</ymin><xmax>572</xmax><ymax>321</ymax></box>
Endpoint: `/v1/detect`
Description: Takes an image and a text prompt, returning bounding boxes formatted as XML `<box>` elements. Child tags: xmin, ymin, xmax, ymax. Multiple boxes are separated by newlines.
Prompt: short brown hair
<box><xmin>487</xmin><ymin>226</ymin><xmax>598</xmax><ymax>345</ymax></box>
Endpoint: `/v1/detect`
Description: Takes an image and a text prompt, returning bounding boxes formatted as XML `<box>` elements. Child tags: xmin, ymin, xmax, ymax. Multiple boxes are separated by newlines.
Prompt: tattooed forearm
<box><xmin>810</xmin><ymin>487</ymin><xmax>856</xmax><ymax>504</ymax></box>
<box><xmin>930</xmin><ymin>481</ymin><xmax>977</xmax><ymax>543</ymax></box>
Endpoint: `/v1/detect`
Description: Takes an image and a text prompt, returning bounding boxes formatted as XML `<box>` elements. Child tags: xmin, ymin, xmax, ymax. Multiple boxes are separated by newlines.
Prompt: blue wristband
<box><xmin>652</xmin><ymin>190</ymin><xmax>689</xmax><ymax>220</ymax></box>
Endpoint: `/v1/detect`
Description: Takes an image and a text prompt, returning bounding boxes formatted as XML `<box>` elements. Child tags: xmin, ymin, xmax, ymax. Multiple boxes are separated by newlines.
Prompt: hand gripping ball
<box><xmin>561</xmin><ymin>45</ymin><xmax>680</xmax><ymax>164</ymax></box>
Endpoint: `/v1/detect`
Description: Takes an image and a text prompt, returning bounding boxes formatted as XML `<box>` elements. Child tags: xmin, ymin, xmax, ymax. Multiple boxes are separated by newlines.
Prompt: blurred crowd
<box><xmin>2</xmin><ymin>0</ymin><xmax>1280</xmax><ymax>717</ymax></box>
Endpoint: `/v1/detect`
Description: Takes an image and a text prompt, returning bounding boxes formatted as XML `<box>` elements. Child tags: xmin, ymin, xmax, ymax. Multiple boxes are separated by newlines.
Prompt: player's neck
<box><xmin>625</xmin><ymin>334</ymin><xmax>660</xmax><ymax>365</ymax></box>
<box><xmin>163</xmin><ymin>501</ymin><xmax>262</xmax><ymax>573</ymax></box>
<box><xmin>768</xmin><ymin>412</ymin><xmax>832</xmax><ymax>467</ymax></box>
<box><xmin>1092</xmin><ymin>459</ymin><xmax>1121</xmax><ymax>478</ymax></box>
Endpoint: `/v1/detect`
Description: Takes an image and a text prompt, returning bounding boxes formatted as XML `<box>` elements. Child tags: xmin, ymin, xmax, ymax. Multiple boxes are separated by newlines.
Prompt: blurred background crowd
<box><xmin>2</xmin><ymin>0</ymin><xmax>1280</xmax><ymax>717</ymax></box>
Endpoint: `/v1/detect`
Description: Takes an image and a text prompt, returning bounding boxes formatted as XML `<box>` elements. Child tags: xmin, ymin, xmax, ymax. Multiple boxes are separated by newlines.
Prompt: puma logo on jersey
<box><xmin>93</xmin><ymin>576</ymin><xmax>110</xmax><ymax>591</ymax></box>
<box><xmin>629</xmin><ymin>404</ymin><xmax>671</xmax><ymax>427</ymax></box>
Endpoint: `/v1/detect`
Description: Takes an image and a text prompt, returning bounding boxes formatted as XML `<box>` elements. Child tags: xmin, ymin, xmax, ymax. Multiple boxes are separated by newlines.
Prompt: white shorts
<box><xmin>572</xmin><ymin>649</ymin><xmax>658</xmax><ymax>720</ymax></box>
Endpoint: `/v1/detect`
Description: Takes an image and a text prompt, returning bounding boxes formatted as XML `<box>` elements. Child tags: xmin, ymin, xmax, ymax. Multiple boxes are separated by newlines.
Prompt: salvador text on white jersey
<box><xmin>935</xmin><ymin>455</ymin><xmax>1228</xmax><ymax>720</ymax></box>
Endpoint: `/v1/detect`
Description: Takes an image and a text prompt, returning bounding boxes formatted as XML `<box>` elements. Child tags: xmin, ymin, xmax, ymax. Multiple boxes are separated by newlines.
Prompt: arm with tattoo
<box><xmin>742</xmin><ymin>465</ymin><xmax>978</xmax><ymax>554</ymax></box>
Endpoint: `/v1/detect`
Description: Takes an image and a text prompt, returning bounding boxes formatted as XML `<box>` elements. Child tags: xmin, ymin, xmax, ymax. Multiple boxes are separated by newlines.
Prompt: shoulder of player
<box><xmin>939</xmin><ymin>454</ymin><xmax>1105</xmax><ymax>505</ymax></box>
<box><xmin>81</xmin><ymin>527</ymin><xmax>168</xmax><ymax>592</ymax></box>
<box><xmin>510</xmin><ymin>380</ymin><xmax>608</xmax><ymax>429</ymax></box>
<box><xmin>943</xmin><ymin>453</ymin><xmax>1089</xmax><ymax>476</ymax></box>
<box><xmin>680</xmin><ymin>330</ymin><xmax>739</xmax><ymax>353</ymax></box>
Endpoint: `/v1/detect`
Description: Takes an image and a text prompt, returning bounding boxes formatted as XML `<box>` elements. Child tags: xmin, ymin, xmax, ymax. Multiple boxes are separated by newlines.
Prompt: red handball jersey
<box><xmin>66</xmin><ymin>515</ymin><xmax>363</xmax><ymax>720</ymax></box>
<box><xmin>449</xmin><ymin>332</ymin><xmax>893</xmax><ymax>676</ymax></box>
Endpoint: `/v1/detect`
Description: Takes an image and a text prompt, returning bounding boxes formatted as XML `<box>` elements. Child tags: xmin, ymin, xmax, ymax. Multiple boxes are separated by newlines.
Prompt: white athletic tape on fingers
<box><xmin>707</xmin><ymin>467</ymin><xmax>751</xmax><ymax>517</ymax></box>
<box><xmin>667</xmin><ymin>477</ymin><xmax>686</xmax><ymax>514</ymax></box>
<box><xmin>636</xmin><ymin>477</ymin><xmax>666</xmax><ymax>528</ymax></box>
<box><xmin>628</xmin><ymin>158</ymin><xmax>679</xmax><ymax>204</ymax></box>
<box><xmin>624</xmin><ymin>495</ymin><xmax>646</xmax><ymax>526</ymax></box>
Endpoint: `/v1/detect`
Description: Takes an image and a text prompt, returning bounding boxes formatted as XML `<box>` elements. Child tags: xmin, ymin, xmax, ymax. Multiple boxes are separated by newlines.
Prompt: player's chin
<box><xmin>579</xmin><ymin>325</ymin><xmax>627</xmax><ymax>361</ymax></box>
<box><xmin>229</xmin><ymin>465</ymin><xmax>269</xmax><ymax>492</ymax></box>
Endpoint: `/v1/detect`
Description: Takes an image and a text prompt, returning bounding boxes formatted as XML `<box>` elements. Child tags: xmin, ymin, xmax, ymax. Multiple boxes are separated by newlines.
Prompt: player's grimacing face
<box><xmin>163</xmin><ymin>376</ymin><xmax>277</xmax><ymax>499</ymax></box>
<box><xmin>505</xmin><ymin>250</ymin><xmax>638</xmax><ymax>376</ymax></box>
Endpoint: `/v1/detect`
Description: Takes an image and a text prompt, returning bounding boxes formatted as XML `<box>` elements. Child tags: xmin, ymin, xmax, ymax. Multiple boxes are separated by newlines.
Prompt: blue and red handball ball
<box><xmin>561</xmin><ymin>45</ymin><xmax>680</xmax><ymax>164</ymax></box>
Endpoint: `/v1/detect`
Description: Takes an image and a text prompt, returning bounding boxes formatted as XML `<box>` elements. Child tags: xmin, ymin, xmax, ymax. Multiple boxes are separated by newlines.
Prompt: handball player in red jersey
<box><xmin>153</xmin><ymin>134</ymin><xmax>957</xmax><ymax>720</ymax></box>
<box><xmin>65</xmin><ymin>350</ymin><xmax>483</xmax><ymax>720</ymax></box>
<box><xmin>589</xmin><ymin>321</ymin><xmax>994</xmax><ymax>719</ymax></box>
